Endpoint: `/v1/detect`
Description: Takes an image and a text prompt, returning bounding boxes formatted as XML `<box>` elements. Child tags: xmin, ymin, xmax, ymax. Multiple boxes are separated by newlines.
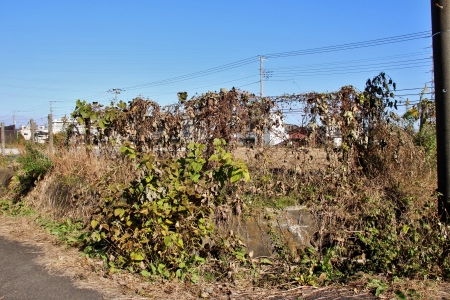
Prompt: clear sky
<box><xmin>0</xmin><ymin>1</ymin><xmax>432</xmax><ymax>127</ymax></box>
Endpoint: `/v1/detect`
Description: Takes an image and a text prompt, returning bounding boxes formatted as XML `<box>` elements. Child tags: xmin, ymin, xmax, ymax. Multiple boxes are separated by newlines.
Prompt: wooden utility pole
<box><xmin>431</xmin><ymin>0</ymin><xmax>450</xmax><ymax>221</ymax></box>
<box><xmin>48</xmin><ymin>114</ymin><xmax>54</xmax><ymax>155</ymax></box>
<box><xmin>30</xmin><ymin>119</ymin><xmax>36</xmax><ymax>143</ymax></box>
<box><xmin>1</xmin><ymin>122</ymin><xmax>4</xmax><ymax>155</ymax></box>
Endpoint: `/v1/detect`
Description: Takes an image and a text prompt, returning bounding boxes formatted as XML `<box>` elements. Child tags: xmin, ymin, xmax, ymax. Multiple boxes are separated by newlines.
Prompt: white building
<box><xmin>263</xmin><ymin>113</ymin><xmax>288</xmax><ymax>146</ymax></box>
<box><xmin>19</xmin><ymin>118</ymin><xmax>84</xmax><ymax>143</ymax></box>
<box><xmin>20</xmin><ymin>125</ymin><xmax>48</xmax><ymax>142</ymax></box>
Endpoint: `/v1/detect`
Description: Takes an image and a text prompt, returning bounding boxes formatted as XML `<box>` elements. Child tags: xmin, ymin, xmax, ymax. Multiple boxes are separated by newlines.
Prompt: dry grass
<box><xmin>24</xmin><ymin>147</ymin><xmax>134</xmax><ymax>221</ymax></box>
<box><xmin>0</xmin><ymin>214</ymin><xmax>393</xmax><ymax>300</ymax></box>
<box><xmin>3</xmin><ymin>129</ymin><xmax>447</xmax><ymax>299</ymax></box>
<box><xmin>233</xmin><ymin>146</ymin><xmax>335</xmax><ymax>172</ymax></box>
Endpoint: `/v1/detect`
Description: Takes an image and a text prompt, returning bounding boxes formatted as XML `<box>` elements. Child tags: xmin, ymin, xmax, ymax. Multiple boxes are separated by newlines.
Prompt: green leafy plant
<box><xmin>70</xmin><ymin>100</ymin><xmax>101</xmax><ymax>145</ymax></box>
<box><xmin>367</xmin><ymin>278</ymin><xmax>388</xmax><ymax>297</ymax></box>
<box><xmin>36</xmin><ymin>217</ymin><xmax>86</xmax><ymax>246</ymax></box>
<box><xmin>12</xmin><ymin>143</ymin><xmax>52</xmax><ymax>198</ymax></box>
<box><xmin>85</xmin><ymin>139</ymin><xmax>249</xmax><ymax>279</ymax></box>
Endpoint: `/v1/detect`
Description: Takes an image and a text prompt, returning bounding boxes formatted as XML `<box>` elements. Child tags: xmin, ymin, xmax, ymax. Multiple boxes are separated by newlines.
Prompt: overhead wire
<box><xmin>264</xmin><ymin>31</ymin><xmax>430</xmax><ymax>58</ymax></box>
<box><xmin>1</xmin><ymin>30</ymin><xmax>433</xmax><ymax>121</ymax></box>
<box><xmin>269</xmin><ymin>63</ymin><xmax>431</xmax><ymax>78</ymax></box>
<box><xmin>122</xmin><ymin>57</ymin><xmax>259</xmax><ymax>92</ymax></box>
<box><xmin>268</xmin><ymin>58</ymin><xmax>431</xmax><ymax>75</ymax></box>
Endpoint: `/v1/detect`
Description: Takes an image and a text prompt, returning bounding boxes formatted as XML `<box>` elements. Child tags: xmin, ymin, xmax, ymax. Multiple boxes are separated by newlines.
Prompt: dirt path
<box><xmin>0</xmin><ymin>214</ymin><xmax>422</xmax><ymax>300</ymax></box>
<box><xmin>0</xmin><ymin>236</ymin><xmax>102</xmax><ymax>300</ymax></box>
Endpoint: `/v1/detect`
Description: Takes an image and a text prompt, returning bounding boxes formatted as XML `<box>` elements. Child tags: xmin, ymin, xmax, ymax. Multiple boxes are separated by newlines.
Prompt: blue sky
<box><xmin>0</xmin><ymin>1</ymin><xmax>432</xmax><ymax>126</ymax></box>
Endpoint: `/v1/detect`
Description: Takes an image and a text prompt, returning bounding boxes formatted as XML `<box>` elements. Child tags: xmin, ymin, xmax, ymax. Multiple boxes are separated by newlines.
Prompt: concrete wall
<box><xmin>216</xmin><ymin>206</ymin><xmax>317</xmax><ymax>257</ymax></box>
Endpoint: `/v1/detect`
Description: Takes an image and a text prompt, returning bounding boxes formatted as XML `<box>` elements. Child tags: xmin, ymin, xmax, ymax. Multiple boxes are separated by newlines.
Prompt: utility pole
<box><xmin>431</xmin><ymin>0</ymin><xmax>450</xmax><ymax>221</ymax></box>
<box><xmin>12</xmin><ymin>111</ymin><xmax>17</xmax><ymax>141</ymax></box>
<box><xmin>30</xmin><ymin>119</ymin><xmax>36</xmax><ymax>143</ymax></box>
<box><xmin>108</xmin><ymin>88</ymin><xmax>124</xmax><ymax>104</ymax></box>
<box><xmin>1</xmin><ymin>122</ymin><xmax>5</xmax><ymax>155</ymax></box>
<box><xmin>259</xmin><ymin>56</ymin><xmax>267</xmax><ymax>97</ymax></box>
<box><xmin>48</xmin><ymin>114</ymin><xmax>53</xmax><ymax>155</ymax></box>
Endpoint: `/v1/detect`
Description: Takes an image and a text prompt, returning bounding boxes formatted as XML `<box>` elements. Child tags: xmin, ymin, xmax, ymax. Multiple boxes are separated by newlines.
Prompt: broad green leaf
<box><xmin>221</xmin><ymin>152</ymin><xmax>232</xmax><ymax>161</ymax></box>
<box><xmin>190</xmin><ymin>273</ymin><xmax>199</xmax><ymax>283</ymax></box>
<box><xmin>141</xmin><ymin>270</ymin><xmax>151</xmax><ymax>277</ymax></box>
<box><xmin>114</xmin><ymin>208</ymin><xmax>125</xmax><ymax>217</ymax></box>
<box><xmin>177</xmin><ymin>91</ymin><xmax>188</xmax><ymax>103</ymax></box>
<box><xmin>193</xmin><ymin>255</ymin><xmax>205</xmax><ymax>262</ymax></box>
<box><xmin>192</xmin><ymin>162</ymin><xmax>203</xmax><ymax>172</ymax></box>
<box><xmin>150</xmin><ymin>263</ymin><xmax>157</xmax><ymax>274</ymax></box>
<box><xmin>98</xmin><ymin>118</ymin><xmax>107</xmax><ymax>129</ymax></box>
<box><xmin>243</xmin><ymin>170</ymin><xmax>250</xmax><ymax>181</ymax></box>
<box><xmin>395</xmin><ymin>290</ymin><xmax>407</xmax><ymax>300</ymax></box>
<box><xmin>91</xmin><ymin>232</ymin><xmax>101</xmax><ymax>242</ymax></box>
<box><xmin>260</xmin><ymin>258</ymin><xmax>273</xmax><ymax>265</ymax></box>
<box><xmin>230</xmin><ymin>173</ymin><xmax>242</xmax><ymax>183</ymax></box>
<box><xmin>80</xmin><ymin>111</ymin><xmax>89</xmax><ymax>119</ymax></box>
<box><xmin>157</xmin><ymin>263</ymin><xmax>166</xmax><ymax>274</ymax></box>
<box><xmin>130</xmin><ymin>252</ymin><xmax>145</xmax><ymax>261</ymax></box>
<box><xmin>90</xmin><ymin>219</ymin><xmax>98</xmax><ymax>229</ymax></box>
<box><xmin>375</xmin><ymin>284</ymin><xmax>387</xmax><ymax>296</ymax></box>
<box><xmin>118</xmin><ymin>101</ymin><xmax>127</xmax><ymax>109</ymax></box>
<box><xmin>190</xmin><ymin>173</ymin><xmax>200</xmax><ymax>182</ymax></box>
<box><xmin>164</xmin><ymin>235</ymin><xmax>172</xmax><ymax>247</ymax></box>
<box><xmin>402</xmin><ymin>224</ymin><xmax>409</xmax><ymax>234</ymax></box>
<box><xmin>209</xmin><ymin>154</ymin><xmax>219</xmax><ymax>161</ymax></box>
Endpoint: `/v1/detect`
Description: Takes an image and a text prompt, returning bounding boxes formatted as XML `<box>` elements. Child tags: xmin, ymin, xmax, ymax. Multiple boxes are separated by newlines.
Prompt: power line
<box><xmin>1</xmin><ymin>31</ymin><xmax>433</xmax><ymax>120</ymax></box>
<box><xmin>268</xmin><ymin>58</ymin><xmax>431</xmax><ymax>75</ymax></box>
<box><xmin>122</xmin><ymin>57</ymin><xmax>259</xmax><ymax>92</ymax></box>
<box><xmin>267</xmin><ymin>52</ymin><xmax>430</xmax><ymax>71</ymax></box>
<box><xmin>264</xmin><ymin>31</ymin><xmax>430</xmax><ymax>58</ymax></box>
<box><xmin>146</xmin><ymin>74</ymin><xmax>259</xmax><ymax>98</ymax></box>
<box><xmin>269</xmin><ymin>63</ymin><xmax>431</xmax><ymax>79</ymax></box>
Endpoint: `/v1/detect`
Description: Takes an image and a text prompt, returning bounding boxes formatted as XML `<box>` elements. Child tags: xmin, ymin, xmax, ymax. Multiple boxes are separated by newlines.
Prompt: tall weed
<box><xmin>11</xmin><ymin>143</ymin><xmax>52</xmax><ymax>198</ymax></box>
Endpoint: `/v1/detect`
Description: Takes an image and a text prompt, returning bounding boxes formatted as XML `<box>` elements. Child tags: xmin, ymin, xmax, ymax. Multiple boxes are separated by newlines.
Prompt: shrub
<box><xmin>12</xmin><ymin>143</ymin><xmax>52</xmax><ymax>198</ymax></box>
<box><xmin>85</xmin><ymin>139</ymin><xmax>249</xmax><ymax>279</ymax></box>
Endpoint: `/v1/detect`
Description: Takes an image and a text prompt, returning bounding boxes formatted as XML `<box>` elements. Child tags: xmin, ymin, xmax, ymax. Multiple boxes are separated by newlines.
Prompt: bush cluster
<box><xmin>85</xmin><ymin>139</ymin><xmax>249</xmax><ymax>278</ymax></box>
<box><xmin>10</xmin><ymin>143</ymin><xmax>52</xmax><ymax>198</ymax></box>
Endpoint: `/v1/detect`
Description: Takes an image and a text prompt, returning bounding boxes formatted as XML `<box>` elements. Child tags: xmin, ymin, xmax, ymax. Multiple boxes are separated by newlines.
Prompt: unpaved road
<box><xmin>2</xmin><ymin>214</ymin><xmax>441</xmax><ymax>300</ymax></box>
<box><xmin>0</xmin><ymin>215</ymin><xmax>379</xmax><ymax>300</ymax></box>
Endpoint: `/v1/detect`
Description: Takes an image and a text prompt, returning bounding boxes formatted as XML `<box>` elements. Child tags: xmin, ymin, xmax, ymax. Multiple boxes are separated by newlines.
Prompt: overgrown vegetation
<box><xmin>0</xmin><ymin>74</ymin><xmax>447</xmax><ymax>298</ymax></box>
<box><xmin>9</xmin><ymin>143</ymin><xmax>53</xmax><ymax>198</ymax></box>
<box><xmin>85</xmin><ymin>139</ymin><xmax>249</xmax><ymax>279</ymax></box>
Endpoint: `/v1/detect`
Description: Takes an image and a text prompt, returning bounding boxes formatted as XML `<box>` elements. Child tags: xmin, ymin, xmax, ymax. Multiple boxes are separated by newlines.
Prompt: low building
<box><xmin>20</xmin><ymin>125</ymin><xmax>47</xmax><ymax>141</ymax></box>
